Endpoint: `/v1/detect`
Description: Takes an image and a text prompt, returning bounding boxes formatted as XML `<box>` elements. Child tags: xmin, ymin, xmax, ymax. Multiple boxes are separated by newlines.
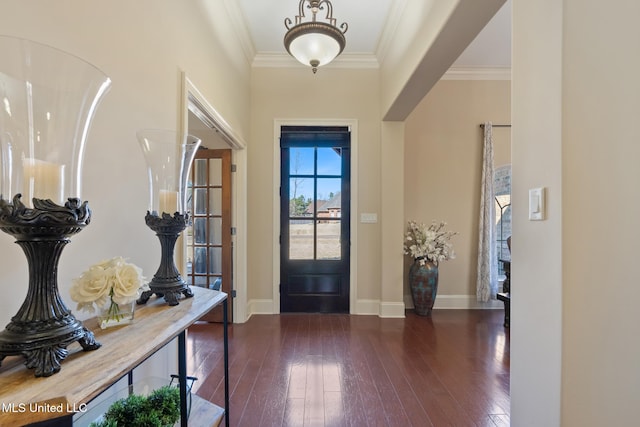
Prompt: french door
<box><xmin>187</xmin><ymin>148</ymin><xmax>232</xmax><ymax>322</ymax></box>
<box><xmin>280</xmin><ymin>126</ymin><xmax>350</xmax><ymax>313</ymax></box>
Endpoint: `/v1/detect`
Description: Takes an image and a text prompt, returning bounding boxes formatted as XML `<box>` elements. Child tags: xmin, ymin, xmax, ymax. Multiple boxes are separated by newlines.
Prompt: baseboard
<box><xmin>246</xmin><ymin>298</ymin><xmax>405</xmax><ymax>318</ymax></box>
<box><xmin>354</xmin><ymin>300</ymin><xmax>406</xmax><ymax>317</ymax></box>
<box><xmin>379</xmin><ymin>302</ymin><xmax>406</xmax><ymax>318</ymax></box>
<box><xmin>246</xmin><ymin>299</ymin><xmax>274</xmax><ymax>319</ymax></box>
<box><xmin>354</xmin><ymin>299</ymin><xmax>380</xmax><ymax>315</ymax></box>
<box><xmin>404</xmin><ymin>294</ymin><xmax>504</xmax><ymax>310</ymax></box>
<box><xmin>247</xmin><ymin>296</ymin><xmax>498</xmax><ymax>319</ymax></box>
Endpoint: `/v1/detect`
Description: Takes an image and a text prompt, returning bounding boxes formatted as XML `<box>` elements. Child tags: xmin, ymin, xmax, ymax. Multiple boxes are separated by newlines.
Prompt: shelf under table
<box><xmin>0</xmin><ymin>286</ymin><xmax>226</xmax><ymax>426</ymax></box>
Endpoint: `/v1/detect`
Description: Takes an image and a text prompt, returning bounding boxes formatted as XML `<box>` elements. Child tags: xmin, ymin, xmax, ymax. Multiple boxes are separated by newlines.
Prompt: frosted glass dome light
<box><xmin>284</xmin><ymin>0</ymin><xmax>348</xmax><ymax>74</ymax></box>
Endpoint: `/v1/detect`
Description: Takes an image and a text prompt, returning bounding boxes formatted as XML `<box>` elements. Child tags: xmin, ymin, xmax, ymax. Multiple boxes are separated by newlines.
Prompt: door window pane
<box><xmin>317</xmin><ymin>147</ymin><xmax>342</xmax><ymax>176</ymax></box>
<box><xmin>289</xmin><ymin>147</ymin><xmax>314</xmax><ymax>175</ymax></box>
<box><xmin>193</xmin><ymin>275</ymin><xmax>208</xmax><ymax>287</ymax></box>
<box><xmin>289</xmin><ymin>219</ymin><xmax>314</xmax><ymax>260</ymax></box>
<box><xmin>194</xmin><ymin>189</ymin><xmax>207</xmax><ymax>215</ymax></box>
<box><xmin>210</xmin><ymin>217</ymin><xmax>222</xmax><ymax>245</ymax></box>
<box><xmin>289</xmin><ymin>178</ymin><xmax>313</xmax><ymax>217</ymax></box>
<box><xmin>193</xmin><ymin>218</ymin><xmax>206</xmax><ymax>244</ymax></box>
<box><xmin>194</xmin><ymin>159</ymin><xmax>207</xmax><ymax>185</ymax></box>
<box><xmin>209</xmin><ymin>247</ymin><xmax>222</xmax><ymax>275</ymax></box>
<box><xmin>194</xmin><ymin>247</ymin><xmax>207</xmax><ymax>274</ymax></box>
<box><xmin>210</xmin><ymin>188</ymin><xmax>222</xmax><ymax>216</ymax></box>
<box><xmin>316</xmin><ymin>178</ymin><xmax>341</xmax><ymax>216</ymax></box>
<box><xmin>317</xmin><ymin>220</ymin><xmax>341</xmax><ymax>260</ymax></box>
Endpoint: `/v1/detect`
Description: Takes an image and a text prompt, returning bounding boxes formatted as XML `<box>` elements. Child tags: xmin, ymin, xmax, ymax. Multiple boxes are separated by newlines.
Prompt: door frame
<box><xmin>181</xmin><ymin>73</ymin><xmax>248</xmax><ymax>322</ymax></box>
<box><xmin>273</xmin><ymin>119</ymin><xmax>359</xmax><ymax>314</ymax></box>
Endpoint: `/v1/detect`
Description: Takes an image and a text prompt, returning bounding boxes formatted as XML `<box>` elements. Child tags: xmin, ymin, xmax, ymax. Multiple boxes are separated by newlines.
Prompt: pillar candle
<box><xmin>22</xmin><ymin>158</ymin><xmax>65</xmax><ymax>205</ymax></box>
<box><xmin>159</xmin><ymin>189</ymin><xmax>179</xmax><ymax>214</ymax></box>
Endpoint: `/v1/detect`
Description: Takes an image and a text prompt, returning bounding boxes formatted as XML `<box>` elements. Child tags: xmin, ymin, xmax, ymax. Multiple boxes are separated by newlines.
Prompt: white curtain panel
<box><xmin>476</xmin><ymin>122</ymin><xmax>498</xmax><ymax>302</ymax></box>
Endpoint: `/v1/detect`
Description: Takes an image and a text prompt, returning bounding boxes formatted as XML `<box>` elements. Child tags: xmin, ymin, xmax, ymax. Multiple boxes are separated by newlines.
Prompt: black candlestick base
<box><xmin>0</xmin><ymin>195</ymin><xmax>101</xmax><ymax>377</ymax></box>
<box><xmin>138</xmin><ymin>211</ymin><xmax>193</xmax><ymax>306</ymax></box>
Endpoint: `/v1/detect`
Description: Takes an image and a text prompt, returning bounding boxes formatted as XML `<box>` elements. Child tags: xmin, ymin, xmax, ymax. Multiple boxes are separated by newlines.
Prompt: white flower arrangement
<box><xmin>70</xmin><ymin>257</ymin><xmax>147</xmax><ymax>321</ymax></box>
<box><xmin>403</xmin><ymin>220</ymin><xmax>457</xmax><ymax>266</ymax></box>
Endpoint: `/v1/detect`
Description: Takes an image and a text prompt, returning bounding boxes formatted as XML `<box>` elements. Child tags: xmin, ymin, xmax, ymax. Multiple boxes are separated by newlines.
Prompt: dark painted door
<box><xmin>280</xmin><ymin>126</ymin><xmax>350</xmax><ymax>313</ymax></box>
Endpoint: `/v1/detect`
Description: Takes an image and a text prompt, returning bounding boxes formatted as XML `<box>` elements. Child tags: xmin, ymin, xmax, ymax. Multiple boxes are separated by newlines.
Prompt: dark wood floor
<box><xmin>186</xmin><ymin>310</ymin><xmax>510</xmax><ymax>427</ymax></box>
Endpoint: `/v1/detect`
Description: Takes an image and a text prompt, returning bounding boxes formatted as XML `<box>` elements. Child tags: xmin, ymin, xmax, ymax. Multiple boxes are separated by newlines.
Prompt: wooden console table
<box><xmin>0</xmin><ymin>286</ymin><xmax>229</xmax><ymax>427</ymax></box>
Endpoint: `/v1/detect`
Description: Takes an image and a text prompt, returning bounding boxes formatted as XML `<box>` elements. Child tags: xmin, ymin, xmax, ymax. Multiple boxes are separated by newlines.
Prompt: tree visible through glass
<box><xmin>288</xmin><ymin>147</ymin><xmax>342</xmax><ymax>260</ymax></box>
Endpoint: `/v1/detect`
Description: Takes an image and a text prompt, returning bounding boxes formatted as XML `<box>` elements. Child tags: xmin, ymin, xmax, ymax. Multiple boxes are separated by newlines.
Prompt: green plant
<box><xmin>90</xmin><ymin>385</ymin><xmax>180</xmax><ymax>427</ymax></box>
<box><xmin>147</xmin><ymin>385</ymin><xmax>181</xmax><ymax>425</ymax></box>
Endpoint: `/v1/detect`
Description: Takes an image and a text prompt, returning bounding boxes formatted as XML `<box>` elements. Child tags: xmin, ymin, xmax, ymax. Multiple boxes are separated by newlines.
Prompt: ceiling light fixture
<box><xmin>284</xmin><ymin>0</ymin><xmax>348</xmax><ymax>74</ymax></box>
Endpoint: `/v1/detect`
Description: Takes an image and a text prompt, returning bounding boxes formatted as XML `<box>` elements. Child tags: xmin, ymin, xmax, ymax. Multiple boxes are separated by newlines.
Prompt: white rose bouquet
<box><xmin>70</xmin><ymin>257</ymin><xmax>147</xmax><ymax>325</ymax></box>
<box><xmin>404</xmin><ymin>220</ymin><xmax>457</xmax><ymax>265</ymax></box>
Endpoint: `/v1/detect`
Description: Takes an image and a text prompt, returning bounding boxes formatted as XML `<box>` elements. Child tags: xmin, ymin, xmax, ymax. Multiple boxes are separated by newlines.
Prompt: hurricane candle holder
<box><xmin>137</xmin><ymin>129</ymin><xmax>200</xmax><ymax>306</ymax></box>
<box><xmin>0</xmin><ymin>37</ymin><xmax>111</xmax><ymax>376</ymax></box>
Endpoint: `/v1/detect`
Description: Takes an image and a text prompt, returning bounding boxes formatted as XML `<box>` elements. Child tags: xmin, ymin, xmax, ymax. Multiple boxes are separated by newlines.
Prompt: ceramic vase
<box><xmin>409</xmin><ymin>258</ymin><xmax>439</xmax><ymax>316</ymax></box>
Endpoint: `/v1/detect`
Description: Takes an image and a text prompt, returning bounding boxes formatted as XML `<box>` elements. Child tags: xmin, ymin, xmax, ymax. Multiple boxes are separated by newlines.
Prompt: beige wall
<box><xmin>9</xmin><ymin>1</ymin><xmax>640</xmax><ymax>422</ymax></box>
<box><xmin>248</xmin><ymin>67</ymin><xmax>384</xmax><ymax>312</ymax></box>
<box><xmin>561</xmin><ymin>0</ymin><xmax>640</xmax><ymax>425</ymax></box>
<box><xmin>0</xmin><ymin>0</ymin><xmax>250</xmax><ymax>370</ymax></box>
<box><xmin>511</xmin><ymin>1</ymin><xmax>563</xmax><ymax>424</ymax></box>
<box><xmin>512</xmin><ymin>1</ymin><xmax>640</xmax><ymax>425</ymax></box>
<box><xmin>404</xmin><ymin>79</ymin><xmax>510</xmax><ymax>301</ymax></box>
<box><xmin>380</xmin><ymin>121</ymin><xmax>406</xmax><ymax>316</ymax></box>
<box><xmin>380</xmin><ymin>0</ymin><xmax>507</xmax><ymax>121</ymax></box>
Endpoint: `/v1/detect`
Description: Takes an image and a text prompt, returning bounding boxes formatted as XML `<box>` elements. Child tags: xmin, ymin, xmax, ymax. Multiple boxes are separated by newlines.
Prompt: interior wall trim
<box><xmin>404</xmin><ymin>294</ymin><xmax>504</xmax><ymax>310</ymax></box>
<box><xmin>252</xmin><ymin>52</ymin><xmax>379</xmax><ymax>69</ymax></box>
<box><xmin>181</xmin><ymin>73</ymin><xmax>247</xmax><ymax>150</ymax></box>
<box><xmin>181</xmin><ymin>72</ymin><xmax>248</xmax><ymax>323</ymax></box>
<box><xmin>379</xmin><ymin>302</ymin><xmax>406</xmax><ymax>318</ymax></box>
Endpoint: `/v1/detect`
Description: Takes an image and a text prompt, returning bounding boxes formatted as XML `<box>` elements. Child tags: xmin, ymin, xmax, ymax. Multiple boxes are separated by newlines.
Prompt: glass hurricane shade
<box><xmin>284</xmin><ymin>22</ymin><xmax>345</xmax><ymax>70</ymax></box>
<box><xmin>137</xmin><ymin>129</ymin><xmax>201</xmax><ymax>216</ymax></box>
<box><xmin>0</xmin><ymin>36</ymin><xmax>112</xmax><ymax>207</ymax></box>
<box><xmin>0</xmin><ymin>36</ymin><xmax>110</xmax><ymax>377</ymax></box>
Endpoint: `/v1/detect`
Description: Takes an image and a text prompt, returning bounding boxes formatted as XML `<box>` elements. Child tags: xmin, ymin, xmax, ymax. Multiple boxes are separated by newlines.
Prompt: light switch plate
<box><xmin>360</xmin><ymin>213</ymin><xmax>378</xmax><ymax>223</ymax></box>
<box><xmin>529</xmin><ymin>187</ymin><xmax>545</xmax><ymax>220</ymax></box>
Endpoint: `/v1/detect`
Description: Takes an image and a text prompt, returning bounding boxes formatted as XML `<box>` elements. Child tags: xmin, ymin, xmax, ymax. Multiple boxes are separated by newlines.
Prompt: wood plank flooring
<box><xmin>186</xmin><ymin>310</ymin><xmax>510</xmax><ymax>427</ymax></box>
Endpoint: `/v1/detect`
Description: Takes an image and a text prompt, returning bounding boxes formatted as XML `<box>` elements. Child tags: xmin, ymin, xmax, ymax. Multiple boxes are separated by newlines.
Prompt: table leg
<box><xmin>223</xmin><ymin>297</ymin><xmax>230</xmax><ymax>427</ymax></box>
<box><xmin>178</xmin><ymin>331</ymin><xmax>188</xmax><ymax>427</ymax></box>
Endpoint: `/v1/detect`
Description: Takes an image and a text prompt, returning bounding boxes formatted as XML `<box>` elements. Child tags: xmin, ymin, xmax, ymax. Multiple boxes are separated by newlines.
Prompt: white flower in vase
<box><xmin>403</xmin><ymin>220</ymin><xmax>457</xmax><ymax>266</ymax></box>
<box><xmin>70</xmin><ymin>257</ymin><xmax>148</xmax><ymax>328</ymax></box>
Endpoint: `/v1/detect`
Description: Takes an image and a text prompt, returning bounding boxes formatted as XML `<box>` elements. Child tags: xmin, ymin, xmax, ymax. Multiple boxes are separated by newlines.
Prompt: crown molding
<box><xmin>252</xmin><ymin>52</ymin><xmax>380</xmax><ymax>69</ymax></box>
<box><xmin>252</xmin><ymin>55</ymin><xmax>511</xmax><ymax>81</ymax></box>
<box><xmin>375</xmin><ymin>0</ymin><xmax>409</xmax><ymax>64</ymax></box>
<box><xmin>442</xmin><ymin>67</ymin><xmax>511</xmax><ymax>80</ymax></box>
<box><xmin>222</xmin><ymin>0</ymin><xmax>256</xmax><ymax>65</ymax></box>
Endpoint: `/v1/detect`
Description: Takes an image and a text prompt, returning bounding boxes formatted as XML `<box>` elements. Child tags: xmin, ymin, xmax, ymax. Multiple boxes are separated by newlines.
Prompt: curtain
<box><xmin>477</xmin><ymin>122</ymin><xmax>498</xmax><ymax>302</ymax></box>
